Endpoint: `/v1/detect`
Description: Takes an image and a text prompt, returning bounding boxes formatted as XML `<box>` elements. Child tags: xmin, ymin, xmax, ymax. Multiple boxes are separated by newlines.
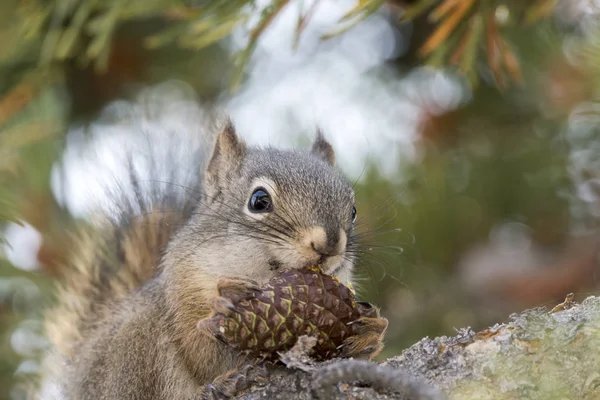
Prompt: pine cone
<box><xmin>207</xmin><ymin>266</ymin><xmax>363</xmax><ymax>360</ymax></box>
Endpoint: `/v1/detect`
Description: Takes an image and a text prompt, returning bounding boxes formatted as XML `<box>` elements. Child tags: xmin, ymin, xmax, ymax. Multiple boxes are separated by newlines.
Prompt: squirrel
<box><xmin>38</xmin><ymin>117</ymin><xmax>389</xmax><ymax>400</ymax></box>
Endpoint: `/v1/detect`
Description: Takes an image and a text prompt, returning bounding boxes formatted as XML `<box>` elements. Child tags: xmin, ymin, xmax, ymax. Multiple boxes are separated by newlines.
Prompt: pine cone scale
<box><xmin>207</xmin><ymin>266</ymin><xmax>363</xmax><ymax>360</ymax></box>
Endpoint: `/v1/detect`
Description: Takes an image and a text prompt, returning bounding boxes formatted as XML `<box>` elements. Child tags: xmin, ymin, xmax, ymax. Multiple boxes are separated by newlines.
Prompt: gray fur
<box><xmin>41</xmin><ymin>120</ymin><xmax>364</xmax><ymax>400</ymax></box>
<box><xmin>186</xmin><ymin>144</ymin><xmax>357</xmax><ymax>280</ymax></box>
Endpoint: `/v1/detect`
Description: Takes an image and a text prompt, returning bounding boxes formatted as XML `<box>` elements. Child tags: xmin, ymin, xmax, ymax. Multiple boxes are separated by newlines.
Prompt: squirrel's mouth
<box><xmin>269</xmin><ymin>245</ymin><xmax>345</xmax><ymax>275</ymax></box>
<box><xmin>310</xmin><ymin>255</ymin><xmax>344</xmax><ymax>276</ymax></box>
<box><xmin>328</xmin><ymin>264</ymin><xmax>344</xmax><ymax>277</ymax></box>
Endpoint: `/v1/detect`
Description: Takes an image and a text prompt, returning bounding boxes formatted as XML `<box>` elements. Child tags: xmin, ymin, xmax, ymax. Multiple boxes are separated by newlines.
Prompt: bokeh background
<box><xmin>2</xmin><ymin>0</ymin><xmax>600</xmax><ymax>399</ymax></box>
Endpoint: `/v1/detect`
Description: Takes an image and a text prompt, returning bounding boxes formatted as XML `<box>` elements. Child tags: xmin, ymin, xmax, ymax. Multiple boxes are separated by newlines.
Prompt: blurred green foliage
<box><xmin>2</xmin><ymin>1</ymin><xmax>600</xmax><ymax>399</ymax></box>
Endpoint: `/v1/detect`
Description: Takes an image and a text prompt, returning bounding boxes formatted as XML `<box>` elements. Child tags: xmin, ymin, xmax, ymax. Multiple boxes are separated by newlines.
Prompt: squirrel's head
<box><xmin>191</xmin><ymin>120</ymin><xmax>356</xmax><ymax>284</ymax></box>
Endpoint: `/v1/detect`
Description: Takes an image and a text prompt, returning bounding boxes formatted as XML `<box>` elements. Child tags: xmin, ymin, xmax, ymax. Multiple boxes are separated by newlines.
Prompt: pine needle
<box><xmin>230</xmin><ymin>0</ymin><xmax>290</xmax><ymax>91</ymax></box>
<box><xmin>419</xmin><ymin>0</ymin><xmax>476</xmax><ymax>57</ymax></box>
<box><xmin>0</xmin><ymin>80</ymin><xmax>38</xmax><ymax>127</ymax></box>
<box><xmin>500</xmin><ymin>39</ymin><xmax>523</xmax><ymax>83</ymax></box>
<box><xmin>293</xmin><ymin>0</ymin><xmax>321</xmax><ymax>50</ymax></box>
<box><xmin>485</xmin><ymin>12</ymin><xmax>506</xmax><ymax>87</ymax></box>
<box><xmin>429</xmin><ymin>0</ymin><xmax>460</xmax><ymax>23</ymax></box>
<box><xmin>399</xmin><ymin>0</ymin><xmax>438</xmax><ymax>21</ymax></box>
<box><xmin>525</xmin><ymin>0</ymin><xmax>558</xmax><ymax>25</ymax></box>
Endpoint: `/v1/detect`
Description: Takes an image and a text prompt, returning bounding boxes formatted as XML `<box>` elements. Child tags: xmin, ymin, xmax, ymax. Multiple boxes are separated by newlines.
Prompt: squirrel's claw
<box><xmin>202</xmin><ymin>383</ymin><xmax>229</xmax><ymax>400</ymax></box>
<box><xmin>340</xmin><ymin>304</ymin><xmax>388</xmax><ymax>360</ymax></box>
<box><xmin>200</xmin><ymin>363</ymin><xmax>269</xmax><ymax>399</ymax></box>
<box><xmin>356</xmin><ymin>301</ymin><xmax>380</xmax><ymax>318</ymax></box>
<box><xmin>208</xmin><ymin>296</ymin><xmax>238</xmax><ymax>316</ymax></box>
<box><xmin>216</xmin><ymin>277</ymin><xmax>261</xmax><ymax>302</ymax></box>
<box><xmin>206</xmin><ymin>277</ymin><xmax>262</xmax><ymax>317</ymax></box>
<box><xmin>198</xmin><ymin>278</ymin><xmax>264</xmax><ymax>337</ymax></box>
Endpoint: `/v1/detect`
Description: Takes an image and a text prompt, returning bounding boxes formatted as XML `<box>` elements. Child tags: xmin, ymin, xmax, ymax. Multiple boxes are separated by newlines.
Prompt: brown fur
<box><xmin>39</xmin><ymin>120</ymin><xmax>387</xmax><ymax>400</ymax></box>
<box><xmin>45</xmin><ymin>210</ymin><xmax>183</xmax><ymax>360</ymax></box>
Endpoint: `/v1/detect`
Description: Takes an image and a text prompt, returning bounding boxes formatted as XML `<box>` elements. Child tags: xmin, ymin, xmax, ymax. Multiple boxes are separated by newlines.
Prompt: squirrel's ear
<box><xmin>311</xmin><ymin>128</ymin><xmax>335</xmax><ymax>166</ymax></box>
<box><xmin>205</xmin><ymin>119</ymin><xmax>246</xmax><ymax>193</ymax></box>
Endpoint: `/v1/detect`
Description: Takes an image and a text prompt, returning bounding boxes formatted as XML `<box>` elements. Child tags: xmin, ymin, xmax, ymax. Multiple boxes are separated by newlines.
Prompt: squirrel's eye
<box><xmin>351</xmin><ymin>206</ymin><xmax>357</xmax><ymax>222</ymax></box>
<box><xmin>248</xmin><ymin>188</ymin><xmax>273</xmax><ymax>213</ymax></box>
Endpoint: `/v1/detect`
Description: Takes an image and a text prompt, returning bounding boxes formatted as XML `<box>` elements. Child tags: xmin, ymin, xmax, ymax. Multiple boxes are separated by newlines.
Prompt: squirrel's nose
<box><xmin>311</xmin><ymin>241</ymin><xmax>335</xmax><ymax>257</ymax></box>
<box><xmin>310</xmin><ymin>229</ymin><xmax>347</xmax><ymax>258</ymax></box>
<box><xmin>300</xmin><ymin>226</ymin><xmax>347</xmax><ymax>265</ymax></box>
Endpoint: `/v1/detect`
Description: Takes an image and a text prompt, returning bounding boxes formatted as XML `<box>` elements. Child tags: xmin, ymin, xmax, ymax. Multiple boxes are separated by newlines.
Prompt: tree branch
<box><xmin>234</xmin><ymin>295</ymin><xmax>600</xmax><ymax>399</ymax></box>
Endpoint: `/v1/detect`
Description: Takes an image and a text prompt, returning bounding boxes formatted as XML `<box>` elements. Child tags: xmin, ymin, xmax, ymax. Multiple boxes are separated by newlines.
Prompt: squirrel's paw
<box><xmin>199</xmin><ymin>363</ymin><xmax>269</xmax><ymax>399</ymax></box>
<box><xmin>197</xmin><ymin>277</ymin><xmax>262</xmax><ymax>332</ymax></box>
<box><xmin>216</xmin><ymin>277</ymin><xmax>261</xmax><ymax>302</ymax></box>
<box><xmin>340</xmin><ymin>302</ymin><xmax>388</xmax><ymax>360</ymax></box>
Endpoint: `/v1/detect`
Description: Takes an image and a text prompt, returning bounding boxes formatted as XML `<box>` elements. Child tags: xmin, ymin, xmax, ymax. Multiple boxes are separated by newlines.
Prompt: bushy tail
<box><xmin>45</xmin><ymin>188</ymin><xmax>197</xmax><ymax>359</ymax></box>
<box><xmin>42</xmin><ymin>82</ymin><xmax>221</xmax><ymax>361</ymax></box>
